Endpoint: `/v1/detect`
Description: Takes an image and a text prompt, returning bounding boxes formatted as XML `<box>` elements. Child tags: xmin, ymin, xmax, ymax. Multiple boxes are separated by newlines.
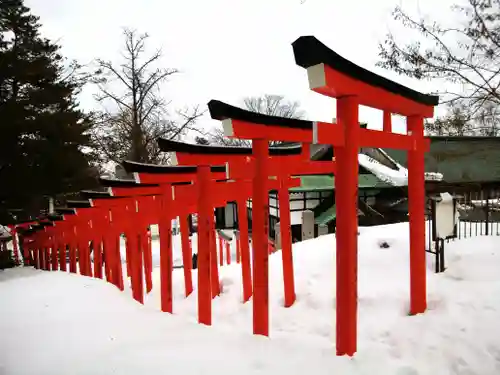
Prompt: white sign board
<box><xmin>435</xmin><ymin>192</ymin><xmax>457</xmax><ymax>239</ymax></box>
<box><xmin>224</xmin><ymin>204</ymin><xmax>236</xmax><ymax>228</ymax></box>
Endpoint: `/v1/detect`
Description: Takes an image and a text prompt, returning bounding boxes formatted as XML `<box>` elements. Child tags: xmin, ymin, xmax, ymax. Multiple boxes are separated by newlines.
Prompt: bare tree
<box><xmin>378</xmin><ymin>0</ymin><xmax>500</xmax><ymax>135</ymax></box>
<box><xmin>243</xmin><ymin>95</ymin><xmax>305</xmax><ymax>118</ymax></box>
<box><xmin>425</xmin><ymin>104</ymin><xmax>474</xmax><ymax>136</ymax></box>
<box><xmin>91</xmin><ymin>28</ymin><xmax>203</xmax><ymax>164</ymax></box>
<box><xmin>476</xmin><ymin>101</ymin><xmax>500</xmax><ymax>135</ymax></box>
<box><xmin>210</xmin><ymin>94</ymin><xmax>305</xmax><ymax>146</ymax></box>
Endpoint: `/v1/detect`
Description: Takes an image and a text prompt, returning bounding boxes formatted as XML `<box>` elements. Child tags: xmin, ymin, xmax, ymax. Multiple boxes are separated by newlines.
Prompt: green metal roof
<box><xmin>315</xmin><ymin>204</ymin><xmax>336</xmax><ymax>225</ymax></box>
<box><xmin>289</xmin><ymin>174</ymin><xmax>392</xmax><ymax>192</ymax></box>
<box><xmin>384</xmin><ymin>136</ymin><xmax>500</xmax><ymax>184</ymax></box>
<box><xmin>289</xmin><ymin>136</ymin><xmax>500</xmax><ymax>192</ymax></box>
<box><xmin>313</xmin><ymin>203</ymin><xmax>365</xmax><ymax>225</ymax></box>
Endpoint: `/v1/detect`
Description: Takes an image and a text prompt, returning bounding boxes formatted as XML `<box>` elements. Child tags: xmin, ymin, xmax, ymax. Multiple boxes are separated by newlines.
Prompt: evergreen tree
<box><xmin>0</xmin><ymin>0</ymin><xmax>97</xmax><ymax>222</ymax></box>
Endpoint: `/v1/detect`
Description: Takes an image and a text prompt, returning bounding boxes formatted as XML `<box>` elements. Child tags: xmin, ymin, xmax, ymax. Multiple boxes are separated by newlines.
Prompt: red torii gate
<box><xmin>103</xmin><ymin>184</ymin><xmax>184</xmax><ymax>296</ymax></box>
<box><xmin>18</xmin><ymin>202</ymin><xmax>124</xmax><ymax>290</ymax></box>
<box><xmin>64</xmin><ymin>194</ymin><xmax>154</xmax><ymax>301</ymax></box>
<box><xmin>292</xmin><ymin>36</ymin><xmax>438</xmax><ymax>355</ymax></box>
<box><xmin>84</xmin><ymin>181</ymin><xmax>160</xmax><ymax>295</ymax></box>
<box><xmin>37</xmin><ymin>217</ymin><xmax>60</xmax><ymax>272</ymax></box>
<box><xmin>54</xmin><ymin>207</ymin><xmax>80</xmax><ymax>274</ymax></box>
<box><xmin>81</xmin><ymin>193</ymin><xmax>131</xmax><ymax>292</ymax></box>
<box><xmin>120</xmin><ymin>161</ymin><xmax>302</xmax><ymax>324</ymax></box>
<box><xmin>206</xmin><ymin>100</ymin><xmax>337</xmax><ymax>338</ymax></box>
<box><xmin>65</xmin><ymin>201</ymin><xmax>116</xmax><ymax>278</ymax></box>
<box><xmin>105</xmin><ymin>177</ymin><xmax>255</xmax><ymax>301</ymax></box>
<box><xmin>71</xmin><ymin>203</ymin><xmax>99</xmax><ymax>276</ymax></box>
<box><xmin>90</xmin><ymin>181</ymin><xmax>195</xmax><ymax>302</ymax></box>
<box><xmin>83</xmin><ymin>193</ymin><xmax>156</xmax><ymax>301</ymax></box>
<box><xmin>44</xmin><ymin>214</ymin><xmax>69</xmax><ymax>273</ymax></box>
<box><xmin>205</xmin><ymin>36</ymin><xmax>438</xmax><ymax>357</ymax></box>
<box><xmin>48</xmin><ymin>202</ymin><xmax>115</xmax><ymax>281</ymax></box>
<box><xmin>175</xmin><ymin>173</ymin><xmax>301</xmax><ymax>306</ymax></box>
<box><xmin>157</xmin><ymin>138</ymin><xmax>335</xmax><ymax>308</ymax></box>
<box><xmin>32</xmin><ymin>221</ymin><xmax>57</xmax><ymax>271</ymax></box>
<box><xmin>117</xmin><ymin>163</ymin><xmax>227</xmax><ymax>318</ymax></box>
<box><xmin>100</xmin><ymin>173</ymin><xmax>270</xmax><ymax>310</ymax></box>
<box><xmin>16</xmin><ymin>215</ymin><xmax>73</xmax><ymax>271</ymax></box>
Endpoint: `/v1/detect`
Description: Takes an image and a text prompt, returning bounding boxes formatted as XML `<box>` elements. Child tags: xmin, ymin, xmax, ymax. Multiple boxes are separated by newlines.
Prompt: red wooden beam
<box><xmin>306</xmin><ymin>64</ymin><xmax>435</xmax><ymax>117</ymax></box>
<box><xmin>126</xmin><ymin>163</ymin><xmax>227</xmax><ymax>185</ymax></box>
<box><xmin>226</xmin><ymin>160</ymin><xmax>335</xmax><ymax>179</ymax></box>
<box><xmin>315</xmin><ymin>122</ymin><xmax>430</xmax><ymax>151</ymax></box>
<box><xmin>292</xmin><ymin>36</ymin><xmax>439</xmax><ymax>118</ymax></box>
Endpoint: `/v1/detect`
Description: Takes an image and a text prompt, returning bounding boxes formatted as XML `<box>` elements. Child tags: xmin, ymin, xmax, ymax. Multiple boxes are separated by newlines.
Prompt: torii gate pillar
<box><xmin>334</xmin><ymin>96</ymin><xmax>360</xmax><ymax>355</ymax></box>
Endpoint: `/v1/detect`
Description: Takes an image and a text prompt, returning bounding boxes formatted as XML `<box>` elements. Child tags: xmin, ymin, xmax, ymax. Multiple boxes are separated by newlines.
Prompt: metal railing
<box><xmin>425</xmin><ymin>187</ymin><xmax>500</xmax><ymax>272</ymax></box>
<box><xmin>426</xmin><ymin>188</ymin><xmax>500</xmax><ymax>243</ymax></box>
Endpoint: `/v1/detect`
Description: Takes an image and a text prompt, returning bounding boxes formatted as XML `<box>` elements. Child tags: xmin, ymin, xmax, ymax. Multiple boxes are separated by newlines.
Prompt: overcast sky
<box><xmin>25</xmin><ymin>0</ymin><xmax>459</xmax><ymax>137</ymax></box>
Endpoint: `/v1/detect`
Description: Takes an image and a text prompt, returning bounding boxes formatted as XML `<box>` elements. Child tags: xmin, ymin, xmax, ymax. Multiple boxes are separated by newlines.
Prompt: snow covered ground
<box><xmin>1</xmin><ymin>222</ymin><xmax>500</xmax><ymax>375</ymax></box>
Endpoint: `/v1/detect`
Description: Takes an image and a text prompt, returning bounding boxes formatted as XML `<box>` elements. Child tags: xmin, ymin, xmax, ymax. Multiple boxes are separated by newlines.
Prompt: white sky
<box><xmin>25</xmin><ymin>0</ymin><xmax>459</xmax><ymax>138</ymax></box>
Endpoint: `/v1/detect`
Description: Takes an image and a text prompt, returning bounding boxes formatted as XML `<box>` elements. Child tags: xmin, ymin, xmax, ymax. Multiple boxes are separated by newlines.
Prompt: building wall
<box><xmin>246</xmin><ymin>191</ymin><xmax>331</xmax><ymax>225</ymax></box>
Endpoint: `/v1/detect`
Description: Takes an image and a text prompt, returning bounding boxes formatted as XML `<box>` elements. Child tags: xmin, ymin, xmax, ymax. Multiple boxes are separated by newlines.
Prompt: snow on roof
<box><xmin>359</xmin><ymin>151</ymin><xmax>443</xmax><ymax>187</ymax></box>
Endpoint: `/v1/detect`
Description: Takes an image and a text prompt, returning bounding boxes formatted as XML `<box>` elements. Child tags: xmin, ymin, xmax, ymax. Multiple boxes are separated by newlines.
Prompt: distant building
<box><xmin>215</xmin><ymin>136</ymin><xmax>500</xmax><ymax>240</ymax></box>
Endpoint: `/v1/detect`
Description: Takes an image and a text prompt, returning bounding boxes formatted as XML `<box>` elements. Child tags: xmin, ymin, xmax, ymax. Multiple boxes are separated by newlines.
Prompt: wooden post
<box><xmin>225</xmin><ymin>240</ymin><xmax>231</xmax><ymax>265</ymax></box>
<box><xmin>197</xmin><ymin>165</ymin><xmax>212</xmax><ymax>325</ymax></box>
<box><xmin>237</xmin><ymin>198</ymin><xmax>252</xmax><ymax>302</ymax></box>
<box><xmin>51</xmin><ymin>237</ymin><xmax>58</xmax><ymax>271</ymax></box>
<box><xmin>209</xmin><ymin>213</ymin><xmax>220</xmax><ymax>297</ymax></box>
<box><xmin>158</xmin><ymin>186</ymin><xmax>173</xmax><ymax>313</ymax></box>
<box><xmin>278</xmin><ymin>179</ymin><xmax>295</xmax><ymax>307</ymax></box>
<box><xmin>69</xmin><ymin>228</ymin><xmax>77</xmax><ymax>274</ymax></box>
<box><xmin>383</xmin><ymin>111</ymin><xmax>392</xmax><ymax>132</ymax></box>
<box><xmin>93</xmin><ymin>238</ymin><xmax>103</xmax><ymax>279</ymax></box>
<box><xmin>103</xmin><ymin>236</ymin><xmax>112</xmax><ymax>283</ymax></box>
<box><xmin>218</xmin><ymin>233</ymin><xmax>224</xmax><ymax>267</ymax></box>
<box><xmin>235</xmin><ymin>231</ymin><xmax>241</xmax><ymax>264</ymax></box>
<box><xmin>180</xmin><ymin>214</ymin><xmax>193</xmax><ymax>296</ymax></box>
<box><xmin>252</xmin><ymin>139</ymin><xmax>269</xmax><ymax>336</ymax></box>
<box><xmin>335</xmin><ymin>96</ymin><xmax>360</xmax><ymax>356</ymax></box>
<box><xmin>127</xmin><ymin>230</ymin><xmax>143</xmax><ymax>304</ymax></box>
<box><xmin>407</xmin><ymin>115</ymin><xmax>427</xmax><ymax>315</ymax></box>
<box><xmin>113</xmin><ymin>233</ymin><xmax>124</xmax><ymax>291</ymax></box>
<box><xmin>59</xmin><ymin>241</ymin><xmax>67</xmax><ymax>272</ymax></box>
<box><xmin>142</xmin><ymin>228</ymin><xmax>153</xmax><ymax>293</ymax></box>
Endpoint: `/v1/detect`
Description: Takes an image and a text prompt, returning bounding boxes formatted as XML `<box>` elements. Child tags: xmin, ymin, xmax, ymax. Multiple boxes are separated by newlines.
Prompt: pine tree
<box><xmin>0</xmin><ymin>0</ymin><xmax>97</xmax><ymax>222</ymax></box>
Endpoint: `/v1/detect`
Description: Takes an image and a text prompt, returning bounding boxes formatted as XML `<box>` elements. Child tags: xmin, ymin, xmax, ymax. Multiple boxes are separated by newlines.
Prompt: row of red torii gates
<box><xmin>11</xmin><ymin>36</ymin><xmax>438</xmax><ymax>356</ymax></box>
